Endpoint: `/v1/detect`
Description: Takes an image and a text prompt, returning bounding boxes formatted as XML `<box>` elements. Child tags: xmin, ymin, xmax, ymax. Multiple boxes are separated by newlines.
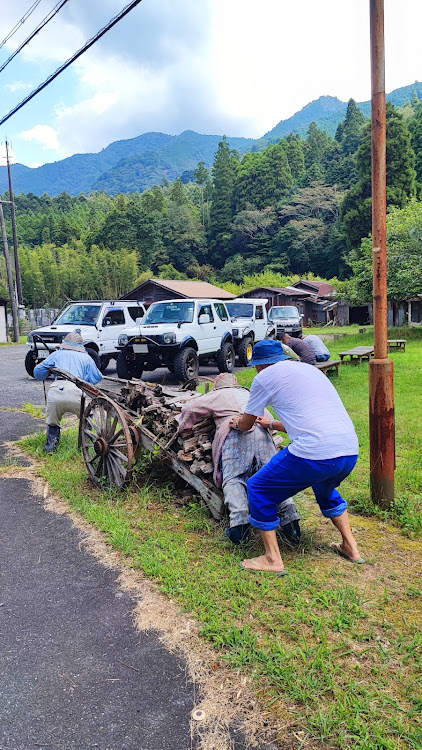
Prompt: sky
<box><xmin>0</xmin><ymin>0</ymin><xmax>421</xmax><ymax>168</ymax></box>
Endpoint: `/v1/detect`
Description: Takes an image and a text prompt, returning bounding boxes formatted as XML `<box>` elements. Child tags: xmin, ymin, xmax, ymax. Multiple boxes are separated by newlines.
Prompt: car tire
<box><xmin>25</xmin><ymin>349</ymin><xmax>37</xmax><ymax>377</ymax></box>
<box><xmin>99</xmin><ymin>355</ymin><xmax>111</xmax><ymax>373</ymax></box>
<box><xmin>237</xmin><ymin>337</ymin><xmax>253</xmax><ymax>367</ymax></box>
<box><xmin>85</xmin><ymin>348</ymin><xmax>102</xmax><ymax>372</ymax></box>
<box><xmin>173</xmin><ymin>347</ymin><xmax>199</xmax><ymax>381</ymax></box>
<box><xmin>116</xmin><ymin>351</ymin><xmax>143</xmax><ymax>380</ymax></box>
<box><xmin>217</xmin><ymin>341</ymin><xmax>235</xmax><ymax>373</ymax></box>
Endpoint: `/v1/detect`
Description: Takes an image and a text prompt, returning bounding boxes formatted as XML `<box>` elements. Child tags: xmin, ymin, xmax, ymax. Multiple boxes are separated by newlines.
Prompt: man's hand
<box><xmin>229</xmin><ymin>415</ymin><xmax>241</xmax><ymax>430</ymax></box>
<box><xmin>256</xmin><ymin>416</ymin><xmax>272</xmax><ymax>429</ymax></box>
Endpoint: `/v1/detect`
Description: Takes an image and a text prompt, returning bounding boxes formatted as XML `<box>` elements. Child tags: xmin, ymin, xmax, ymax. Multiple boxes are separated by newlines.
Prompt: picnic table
<box><xmin>388</xmin><ymin>339</ymin><xmax>406</xmax><ymax>353</ymax></box>
<box><xmin>314</xmin><ymin>360</ymin><xmax>341</xmax><ymax>376</ymax></box>
<box><xmin>338</xmin><ymin>346</ymin><xmax>374</xmax><ymax>364</ymax></box>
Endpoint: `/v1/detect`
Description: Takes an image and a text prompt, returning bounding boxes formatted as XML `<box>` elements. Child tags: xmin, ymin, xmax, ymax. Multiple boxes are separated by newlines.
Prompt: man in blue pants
<box><xmin>229</xmin><ymin>339</ymin><xmax>364</xmax><ymax>574</ymax></box>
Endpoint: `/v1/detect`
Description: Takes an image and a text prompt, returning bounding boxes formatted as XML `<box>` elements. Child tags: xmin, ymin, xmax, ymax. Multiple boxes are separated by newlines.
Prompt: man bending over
<box><xmin>229</xmin><ymin>339</ymin><xmax>364</xmax><ymax>574</ymax></box>
<box><xmin>179</xmin><ymin>373</ymin><xmax>300</xmax><ymax>545</ymax></box>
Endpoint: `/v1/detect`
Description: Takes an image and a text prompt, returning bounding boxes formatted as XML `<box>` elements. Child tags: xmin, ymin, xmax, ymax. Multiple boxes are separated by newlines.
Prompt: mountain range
<box><xmin>1</xmin><ymin>81</ymin><xmax>422</xmax><ymax>198</ymax></box>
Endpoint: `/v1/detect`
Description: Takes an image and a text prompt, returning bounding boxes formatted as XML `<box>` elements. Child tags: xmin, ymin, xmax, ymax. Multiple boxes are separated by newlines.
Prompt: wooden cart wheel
<box><xmin>81</xmin><ymin>395</ymin><xmax>136</xmax><ymax>489</ymax></box>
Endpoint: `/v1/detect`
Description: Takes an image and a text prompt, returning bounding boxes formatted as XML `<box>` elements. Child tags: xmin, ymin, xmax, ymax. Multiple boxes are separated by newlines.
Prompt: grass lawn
<box><xmin>0</xmin><ymin>336</ymin><xmax>27</xmax><ymax>346</ymax></box>
<box><xmin>19</xmin><ymin>326</ymin><xmax>422</xmax><ymax>750</ymax></box>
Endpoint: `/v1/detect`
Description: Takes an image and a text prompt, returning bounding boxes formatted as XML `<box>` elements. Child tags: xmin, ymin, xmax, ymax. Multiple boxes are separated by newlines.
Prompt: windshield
<box><xmin>226</xmin><ymin>303</ymin><xmax>254</xmax><ymax>318</ymax></box>
<box><xmin>55</xmin><ymin>304</ymin><xmax>101</xmax><ymax>326</ymax></box>
<box><xmin>143</xmin><ymin>301</ymin><xmax>195</xmax><ymax>324</ymax></box>
<box><xmin>270</xmin><ymin>307</ymin><xmax>298</xmax><ymax>319</ymax></box>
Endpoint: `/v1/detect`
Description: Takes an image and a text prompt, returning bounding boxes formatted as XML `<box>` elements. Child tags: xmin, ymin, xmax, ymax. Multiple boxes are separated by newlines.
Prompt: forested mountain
<box><xmin>1</xmin><ymin>81</ymin><xmax>421</xmax><ymax>198</ymax></box>
<box><xmin>1</xmin><ymin>85</ymin><xmax>422</xmax><ymax>309</ymax></box>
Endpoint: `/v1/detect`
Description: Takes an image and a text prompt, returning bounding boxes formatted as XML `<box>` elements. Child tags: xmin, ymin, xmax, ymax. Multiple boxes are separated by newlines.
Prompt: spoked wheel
<box><xmin>81</xmin><ymin>396</ymin><xmax>136</xmax><ymax>489</ymax></box>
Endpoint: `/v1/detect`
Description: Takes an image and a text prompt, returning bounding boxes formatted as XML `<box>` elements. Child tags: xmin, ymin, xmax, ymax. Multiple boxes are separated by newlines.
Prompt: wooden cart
<box><xmin>51</xmin><ymin>369</ymin><xmax>224</xmax><ymax>520</ymax></box>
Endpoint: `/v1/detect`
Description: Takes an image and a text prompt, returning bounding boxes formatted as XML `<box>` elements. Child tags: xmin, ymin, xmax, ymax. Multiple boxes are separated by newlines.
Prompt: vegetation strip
<box><xmin>19</xmin><ymin>332</ymin><xmax>422</xmax><ymax>750</ymax></box>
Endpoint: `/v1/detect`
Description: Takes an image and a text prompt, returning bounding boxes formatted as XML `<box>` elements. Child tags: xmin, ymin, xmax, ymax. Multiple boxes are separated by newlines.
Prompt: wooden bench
<box><xmin>314</xmin><ymin>359</ymin><xmax>341</xmax><ymax>376</ymax></box>
<box><xmin>388</xmin><ymin>339</ymin><xmax>406</xmax><ymax>353</ymax></box>
<box><xmin>338</xmin><ymin>346</ymin><xmax>374</xmax><ymax>364</ymax></box>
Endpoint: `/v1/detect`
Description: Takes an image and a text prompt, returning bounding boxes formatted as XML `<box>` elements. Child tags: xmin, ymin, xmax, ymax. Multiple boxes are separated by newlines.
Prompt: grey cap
<box><xmin>60</xmin><ymin>332</ymin><xmax>85</xmax><ymax>351</ymax></box>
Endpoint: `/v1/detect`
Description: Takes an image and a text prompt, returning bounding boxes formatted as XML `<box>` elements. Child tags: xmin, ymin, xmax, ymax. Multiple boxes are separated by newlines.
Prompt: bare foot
<box><xmin>242</xmin><ymin>555</ymin><xmax>285</xmax><ymax>573</ymax></box>
<box><xmin>331</xmin><ymin>542</ymin><xmax>364</xmax><ymax>563</ymax></box>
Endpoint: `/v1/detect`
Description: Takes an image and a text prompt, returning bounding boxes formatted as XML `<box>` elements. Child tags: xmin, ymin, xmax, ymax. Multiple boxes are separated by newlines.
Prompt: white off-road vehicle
<box><xmin>25</xmin><ymin>300</ymin><xmax>146</xmax><ymax>376</ymax></box>
<box><xmin>268</xmin><ymin>305</ymin><xmax>303</xmax><ymax>339</ymax></box>
<box><xmin>225</xmin><ymin>299</ymin><xmax>276</xmax><ymax>366</ymax></box>
<box><xmin>116</xmin><ymin>298</ymin><xmax>234</xmax><ymax>381</ymax></box>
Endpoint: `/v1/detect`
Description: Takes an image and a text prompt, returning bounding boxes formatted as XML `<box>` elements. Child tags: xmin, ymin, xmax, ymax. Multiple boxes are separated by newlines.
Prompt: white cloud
<box><xmin>0</xmin><ymin>144</ymin><xmax>17</xmax><ymax>164</ymax></box>
<box><xmin>21</xmin><ymin>125</ymin><xmax>60</xmax><ymax>151</ymax></box>
<box><xmin>30</xmin><ymin>162</ymin><xmax>43</xmax><ymax>168</ymax></box>
<box><xmin>4</xmin><ymin>81</ymin><xmax>33</xmax><ymax>93</ymax></box>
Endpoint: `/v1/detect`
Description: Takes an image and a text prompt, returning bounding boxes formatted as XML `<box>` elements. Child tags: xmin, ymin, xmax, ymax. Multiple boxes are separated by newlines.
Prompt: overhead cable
<box><xmin>0</xmin><ymin>0</ymin><xmax>143</xmax><ymax>127</ymax></box>
<box><xmin>0</xmin><ymin>0</ymin><xmax>44</xmax><ymax>51</ymax></box>
<box><xmin>0</xmin><ymin>0</ymin><xmax>71</xmax><ymax>75</ymax></box>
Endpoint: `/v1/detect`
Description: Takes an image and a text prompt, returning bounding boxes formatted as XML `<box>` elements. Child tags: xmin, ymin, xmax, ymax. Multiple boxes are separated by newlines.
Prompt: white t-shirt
<box><xmin>245</xmin><ymin>361</ymin><xmax>359</xmax><ymax>460</ymax></box>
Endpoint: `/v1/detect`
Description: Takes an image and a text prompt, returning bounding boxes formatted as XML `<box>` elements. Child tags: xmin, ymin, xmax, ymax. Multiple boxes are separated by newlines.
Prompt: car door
<box><xmin>213</xmin><ymin>302</ymin><xmax>231</xmax><ymax>347</ymax></box>
<box><xmin>254</xmin><ymin>304</ymin><xmax>268</xmax><ymax>341</ymax></box>
<box><xmin>196</xmin><ymin>303</ymin><xmax>219</xmax><ymax>354</ymax></box>
<box><xmin>98</xmin><ymin>306</ymin><xmax>127</xmax><ymax>353</ymax></box>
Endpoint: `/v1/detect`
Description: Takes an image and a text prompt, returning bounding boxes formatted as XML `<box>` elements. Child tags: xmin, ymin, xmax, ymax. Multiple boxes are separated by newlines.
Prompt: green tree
<box><xmin>208</xmin><ymin>137</ymin><xmax>239</xmax><ymax>268</ymax></box>
<box><xmin>341</xmin><ymin>102</ymin><xmax>416</xmax><ymax>248</ymax></box>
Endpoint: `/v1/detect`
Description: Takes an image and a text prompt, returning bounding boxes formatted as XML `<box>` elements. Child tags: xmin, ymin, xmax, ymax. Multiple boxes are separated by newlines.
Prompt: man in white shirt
<box><xmin>229</xmin><ymin>339</ymin><xmax>364</xmax><ymax>575</ymax></box>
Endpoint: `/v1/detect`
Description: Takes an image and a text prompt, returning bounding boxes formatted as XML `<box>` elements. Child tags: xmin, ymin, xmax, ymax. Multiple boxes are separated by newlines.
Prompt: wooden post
<box><xmin>0</xmin><ymin>202</ymin><xmax>20</xmax><ymax>342</ymax></box>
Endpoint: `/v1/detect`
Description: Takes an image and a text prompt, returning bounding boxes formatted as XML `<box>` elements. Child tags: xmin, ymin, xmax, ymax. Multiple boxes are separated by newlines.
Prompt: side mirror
<box><xmin>300</xmin><ymin>314</ymin><xmax>304</xmax><ymax>319</ymax></box>
<box><xmin>198</xmin><ymin>313</ymin><xmax>211</xmax><ymax>324</ymax></box>
<box><xmin>135</xmin><ymin>317</ymin><xmax>143</xmax><ymax>325</ymax></box>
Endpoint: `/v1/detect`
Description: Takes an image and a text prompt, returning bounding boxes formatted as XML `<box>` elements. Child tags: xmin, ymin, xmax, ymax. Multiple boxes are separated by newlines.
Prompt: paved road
<box><xmin>0</xmin><ymin>345</ymin><xmax>241</xmax><ymax>409</ymax></box>
<box><xmin>0</xmin><ymin>349</ymin><xmax>250</xmax><ymax>750</ymax></box>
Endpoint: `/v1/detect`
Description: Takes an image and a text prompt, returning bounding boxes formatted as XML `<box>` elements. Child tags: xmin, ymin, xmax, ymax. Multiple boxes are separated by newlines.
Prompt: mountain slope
<box><xmin>1</xmin><ymin>81</ymin><xmax>421</xmax><ymax>197</ymax></box>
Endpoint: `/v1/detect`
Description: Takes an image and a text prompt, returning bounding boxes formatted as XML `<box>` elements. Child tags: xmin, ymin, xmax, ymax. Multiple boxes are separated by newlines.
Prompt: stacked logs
<box><xmin>120</xmin><ymin>380</ymin><xmax>215</xmax><ymax>480</ymax></box>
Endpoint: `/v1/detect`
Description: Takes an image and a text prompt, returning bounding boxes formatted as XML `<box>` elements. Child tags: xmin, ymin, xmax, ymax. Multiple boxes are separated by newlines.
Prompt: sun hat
<box><xmin>213</xmin><ymin>373</ymin><xmax>239</xmax><ymax>389</ymax></box>
<box><xmin>248</xmin><ymin>339</ymin><xmax>290</xmax><ymax>367</ymax></box>
<box><xmin>60</xmin><ymin>332</ymin><xmax>86</xmax><ymax>351</ymax></box>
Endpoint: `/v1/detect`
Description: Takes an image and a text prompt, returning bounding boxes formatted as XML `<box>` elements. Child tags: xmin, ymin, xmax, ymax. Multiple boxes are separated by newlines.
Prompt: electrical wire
<box><xmin>0</xmin><ymin>0</ymin><xmax>44</xmax><ymax>51</ymax></box>
<box><xmin>0</xmin><ymin>0</ymin><xmax>71</xmax><ymax>75</ymax></box>
<box><xmin>0</xmin><ymin>0</ymin><xmax>144</xmax><ymax>127</ymax></box>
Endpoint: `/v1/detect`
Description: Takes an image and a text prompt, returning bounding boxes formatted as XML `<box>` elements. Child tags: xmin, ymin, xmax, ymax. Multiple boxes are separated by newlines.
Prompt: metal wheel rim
<box><xmin>246</xmin><ymin>343</ymin><xmax>253</xmax><ymax>361</ymax></box>
<box><xmin>81</xmin><ymin>395</ymin><xmax>135</xmax><ymax>489</ymax></box>
<box><xmin>185</xmin><ymin>353</ymin><xmax>198</xmax><ymax>379</ymax></box>
<box><xmin>226</xmin><ymin>348</ymin><xmax>234</xmax><ymax>368</ymax></box>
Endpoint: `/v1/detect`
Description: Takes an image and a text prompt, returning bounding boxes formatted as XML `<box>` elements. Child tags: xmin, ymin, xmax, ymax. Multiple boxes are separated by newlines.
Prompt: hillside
<box><xmin>1</xmin><ymin>81</ymin><xmax>421</xmax><ymax>197</ymax></box>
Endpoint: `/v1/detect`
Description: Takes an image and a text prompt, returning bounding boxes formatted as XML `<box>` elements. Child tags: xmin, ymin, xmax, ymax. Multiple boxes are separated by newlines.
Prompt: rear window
<box><xmin>214</xmin><ymin>303</ymin><xmax>229</xmax><ymax>321</ymax></box>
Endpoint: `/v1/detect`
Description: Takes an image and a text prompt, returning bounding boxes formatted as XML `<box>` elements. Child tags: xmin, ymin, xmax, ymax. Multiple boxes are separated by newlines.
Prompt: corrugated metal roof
<box><xmin>121</xmin><ymin>278</ymin><xmax>236</xmax><ymax>300</ymax></box>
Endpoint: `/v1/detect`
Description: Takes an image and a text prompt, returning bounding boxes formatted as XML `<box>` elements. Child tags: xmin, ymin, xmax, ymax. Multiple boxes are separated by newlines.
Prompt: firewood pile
<box><xmin>121</xmin><ymin>380</ymin><xmax>215</xmax><ymax>480</ymax></box>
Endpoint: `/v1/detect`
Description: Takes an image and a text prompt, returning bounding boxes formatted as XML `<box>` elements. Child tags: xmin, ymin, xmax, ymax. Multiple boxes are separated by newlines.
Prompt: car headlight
<box><xmin>162</xmin><ymin>332</ymin><xmax>176</xmax><ymax>344</ymax></box>
<box><xmin>232</xmin><ymin>328</ymin><xmax>239</xmax><ymax>337</ymax></box>
<box><xmin>118</xmin><ymin>334</ymin><xmax>129</xmax><ymax>346</ymax></box>
<box><xmin>27</xmin><ymin>332</ymin><xmax>34</xmax><ymax>343</ymax></box>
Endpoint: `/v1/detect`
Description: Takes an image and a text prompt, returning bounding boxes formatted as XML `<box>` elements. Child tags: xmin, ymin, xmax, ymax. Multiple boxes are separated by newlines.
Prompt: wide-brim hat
<box><xmin>248</xmin><ymin>339</ymin><xmax>290</xmax><ymax>367</ymax></box>
<box><xmin>60</xmin><ymin>332</ymin><xmax>86</xmax><ymax>351</ymax></box>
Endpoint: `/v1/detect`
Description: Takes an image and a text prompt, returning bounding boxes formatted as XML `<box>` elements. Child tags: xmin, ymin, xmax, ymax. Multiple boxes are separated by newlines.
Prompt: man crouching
<box><xmin>178</xmin><ymin>373</ymin><xmax>300</xmax><ymax>545</ymax></box>
<box><xmin>33</xmin><ymin>332</ymin><xmax>102</xmax><ymax>453</ymax></box>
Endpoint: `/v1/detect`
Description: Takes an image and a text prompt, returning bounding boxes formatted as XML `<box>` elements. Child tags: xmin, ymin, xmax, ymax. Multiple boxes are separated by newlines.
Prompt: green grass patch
<box><xmin>20</xmin><ymin>421</ymin><xmax>422</xmax><ymax>750</ymax></box>
<box><xmin>0</xmin><ymin>336</ymin><xmax>27</xmax><ymax>346</ymax></box>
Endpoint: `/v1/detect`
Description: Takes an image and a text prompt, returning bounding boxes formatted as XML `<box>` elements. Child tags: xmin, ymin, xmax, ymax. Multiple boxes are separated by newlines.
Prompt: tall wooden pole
<box><xmin>369</xmin><ymin>0</ymin><xmax>395</xmax><ymax>507</ymax></box>
<box><xmin>0</xmin><ymin>202</ymin><xmax>20</xmax><ymax>342</ymax></box>
<box><xmin>5</xmin><ymin>141</ymin><xmax>23</xmax><ymax>305</ymax></box>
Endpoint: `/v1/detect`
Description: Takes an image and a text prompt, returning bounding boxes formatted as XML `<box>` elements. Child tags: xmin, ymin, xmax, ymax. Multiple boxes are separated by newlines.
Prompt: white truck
<box><xmin>25</xmin><ymin>300</ymin><xmax>146</xmax><ymax>376</ymax></box>
<box><xmin>225</xmin><ymin>299</ymin><xmax>276</xmax><ymax>366</ymax></box>
<box><xmin>116</xmin><ymin>298</ymin><xmax>235</xmax><ymax>381</ymax></box>
<box><xmin>268</xmin><ymin>305</ymin><xmax>303</xmax><ymax>339</ymax></box>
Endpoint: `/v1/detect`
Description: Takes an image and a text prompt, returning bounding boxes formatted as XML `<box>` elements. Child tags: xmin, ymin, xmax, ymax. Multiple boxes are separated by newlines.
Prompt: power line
<box><xmin>0</xmin><ymin>0</ymin><xmax>44</xmax><ymax>51</ymax></box>
<box><xmin>0</xmin><ymin>0</ymin><xmax>144</xmax><ymax>128</ymax></box>
<box><xmin>0</xmin><ymin>0</ymin><xmax>71</xmax><ymax>75</ymax></box>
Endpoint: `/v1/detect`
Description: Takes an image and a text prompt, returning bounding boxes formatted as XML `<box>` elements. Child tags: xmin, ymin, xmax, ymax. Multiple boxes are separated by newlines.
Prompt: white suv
<box><xmin>25</xmin><ymin>300</ymin><xmax>146</xmax><ymax>376</ymax></box>
<box><xmin>116</xmin><ymin>298</ymin><xmax>234</xmax><ymax>381</ymax></box>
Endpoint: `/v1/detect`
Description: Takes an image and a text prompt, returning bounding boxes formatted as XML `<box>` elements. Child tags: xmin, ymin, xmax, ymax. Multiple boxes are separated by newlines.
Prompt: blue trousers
<box><xmin>316</xmin><ymin>353</ymin><xmax>330</xmax><ymax>362</ymax></box>
<box><xmin>247</xmin><ymin>447</ymin><xmax>358</xmax><ymax>531</ymax></box>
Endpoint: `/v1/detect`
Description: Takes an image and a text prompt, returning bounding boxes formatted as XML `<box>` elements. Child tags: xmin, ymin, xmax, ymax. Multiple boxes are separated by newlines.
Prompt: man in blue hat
<box><xmin>229</xmin><ymin>339</ymin><xmax>364</xmax><ymax>574</ymax></box>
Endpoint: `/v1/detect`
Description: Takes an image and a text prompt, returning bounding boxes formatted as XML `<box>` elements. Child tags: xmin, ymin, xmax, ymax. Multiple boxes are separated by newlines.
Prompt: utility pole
<box><xmin>0</xmin><ymin>201</ymin><xmax>20</xmax><ymax>342</ymax></box>
<box><xmin>369</xmin><ymin>0</ymin><xmax>395</xmax><ymax>507</ymax></box>
<box><xmin>5</xmin><ymin>140</ymin><xmax>23</xmax><ymax>305</ymax></box>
